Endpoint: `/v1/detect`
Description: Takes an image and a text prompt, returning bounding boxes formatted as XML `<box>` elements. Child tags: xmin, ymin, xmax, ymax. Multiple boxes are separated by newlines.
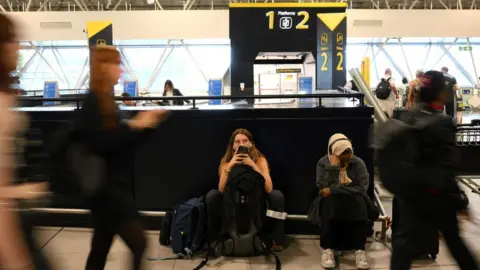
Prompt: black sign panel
<box><xmin>229</xmin><ymin>3</ymin><xmax>347</xmax><ymax>95</ymax></box>
<box><xmin>316</xmin><ymin>13</ymin><xmax>347</xmax><ymax>89</ymax></box>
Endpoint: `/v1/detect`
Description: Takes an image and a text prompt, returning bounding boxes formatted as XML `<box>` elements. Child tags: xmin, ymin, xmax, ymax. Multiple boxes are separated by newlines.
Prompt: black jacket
<box><xmin>402</xmin><ymin>103</ymin><xmax>460</xmax><ymax>193</ymax></box>
<box><xmin>162</xmin><ymin>88</ymin><xmax>190</xmax><ymax>106</ymax></box>
<box><xmin>75</xmin><ymin>91</ymin><xmax>144</xmax><ymax>191</ymax></box>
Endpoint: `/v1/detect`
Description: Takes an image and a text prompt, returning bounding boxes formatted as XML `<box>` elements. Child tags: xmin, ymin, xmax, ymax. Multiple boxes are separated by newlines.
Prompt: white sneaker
<box><xmin>355</xmin><ymin>250</ymin><xmax>370</xmax><ymax>269</ymax></box>
<box><xmin>322</xmin><ymin>249</ymin><xmax>336</xmax><ymax>269</ymax></box>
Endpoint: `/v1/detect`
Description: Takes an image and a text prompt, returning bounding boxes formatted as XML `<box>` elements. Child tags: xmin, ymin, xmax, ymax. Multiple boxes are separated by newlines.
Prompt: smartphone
<box><xmin>237</xmin><ymin>145</ymin><xmax>249</xmax><ymax>155</ymax></box>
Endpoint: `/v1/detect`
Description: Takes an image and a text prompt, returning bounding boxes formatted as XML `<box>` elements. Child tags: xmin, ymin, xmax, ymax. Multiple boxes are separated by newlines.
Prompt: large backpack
<box><xmin>221</xmin><ymin>165</ymin><xmax>267</xmax><ymax>256</ymax></box>
<box><xmin>372</xmin><ymin>111</ymin><xmax>440</xmax><ymax>195</ymax></box>
<box><xmin>169</xmin><ymin>197</ymin><xmax>206</xmax><ymax>257</ymax></box>
<box><xmin>210</xmin><ymin>165</ymin><xmax>281</xmax><ymax>269</ymax></box>
<box><xmin>375</xmin><ymin>78</ymin><xmax>392</xmax><ymax>100</ymax></box>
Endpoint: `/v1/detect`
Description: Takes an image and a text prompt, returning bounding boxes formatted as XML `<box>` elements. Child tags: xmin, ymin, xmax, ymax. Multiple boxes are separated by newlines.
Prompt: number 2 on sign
<box><xmin>320</xmin><ymin>51</ymin><xmax>344</xmax><ymax>71</ymax></box>
<box><xmin>336</xmin><ymin>52</ymin><xmax>344</xmax><ymax>71</ymax></box>
<box><xmin>266</xmin><ymin>11</ymin><xmax>309</xmax><ymax>30</ymax></box>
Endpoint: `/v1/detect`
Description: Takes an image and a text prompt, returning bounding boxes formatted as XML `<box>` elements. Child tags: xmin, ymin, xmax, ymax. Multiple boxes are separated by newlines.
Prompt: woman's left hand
<box><xmin>242</xmin><ymin>155</ymin><xmax>259</xmax><ymax>171</ymax></box>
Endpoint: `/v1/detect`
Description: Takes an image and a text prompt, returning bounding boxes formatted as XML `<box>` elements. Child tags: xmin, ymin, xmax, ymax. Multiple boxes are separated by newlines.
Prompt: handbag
<box><xmin>451</xmin><ymin>190</ymin><xmax>469</xmax><ymax>211</ymax></box>
<box><xmin>67</xmin><ymin>141</ymin><xmax>106</xmax><ymax>197</ymax></box>
<box><xmin>363</xmin><ymin>194</ymin><xmax>380</xmax><ymax>221</ymax></box>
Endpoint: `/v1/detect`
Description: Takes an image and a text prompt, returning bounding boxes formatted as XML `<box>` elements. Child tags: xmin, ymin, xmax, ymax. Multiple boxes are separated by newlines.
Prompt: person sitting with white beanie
<box><xmin>313</xmin><ymin>133</ymin><xmax>371</xmax><ymax>269</ymax></box>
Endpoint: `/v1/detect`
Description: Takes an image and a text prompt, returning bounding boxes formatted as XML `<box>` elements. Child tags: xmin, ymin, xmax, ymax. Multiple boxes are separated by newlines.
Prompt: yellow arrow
<box><xmin>317</xmin><ymin>13</ymin><xmax>346</xmax><ymax>32</ymax></box>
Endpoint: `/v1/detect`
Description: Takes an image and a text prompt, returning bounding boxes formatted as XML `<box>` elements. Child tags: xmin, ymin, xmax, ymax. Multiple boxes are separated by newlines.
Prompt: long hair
<box><xmin>89</xmin><ymin>45</ymin><xmax>120</xmax><ymax>129</ymax></box>
<box><xmin>219</xmin><ymin>128</ymin><xmax>264</xmax><ymax>175</ymax></box>
<box><xmin>0</xmin><ymin>13</ymin><xmax>16</xmax><ymax>92</ymax></box>
<box><xmin>162</xmin><ymin>79</ymin><xmax>174</xmax><ymax>96</ymax></box>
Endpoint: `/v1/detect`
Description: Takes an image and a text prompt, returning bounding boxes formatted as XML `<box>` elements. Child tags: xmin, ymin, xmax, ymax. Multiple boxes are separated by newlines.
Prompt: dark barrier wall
<box><xmin>134</xmin><ymin>107</ymin><xmax>374</xmax><ymax>233</ymax></box>
<box><xmin>27</xmin><ymin>107</ymin><xmax>374</xmax><ymax>233</ymax></box>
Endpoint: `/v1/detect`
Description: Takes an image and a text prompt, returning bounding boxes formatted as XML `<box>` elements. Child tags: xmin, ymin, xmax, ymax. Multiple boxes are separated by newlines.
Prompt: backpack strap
<box><xmin>258</xmin><ymin>231</ymin><xmax>282</xmax><ymax>270</ymax></box>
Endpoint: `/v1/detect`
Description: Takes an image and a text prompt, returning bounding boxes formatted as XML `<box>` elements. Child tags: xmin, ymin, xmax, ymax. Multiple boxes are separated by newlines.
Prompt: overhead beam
<box><xmin>180</xmin><ymin>39</ymin><xmax>209</xmax><ymax>83</ymax></box>
<box><xmin>0</xmin><ymin>4</ymin><xmax>6</xmax><ymax>12</ymax></box>
<box><xmin>439</xmin><ymin>43</ymin><xmax>475</xmax><ymax>85</ymax></box>
<box><xmin>37</xmin><ymin>0</ymin><xmax>49</xmax><ymax>11</ymax></box>
<box><xmin>438</xmin><ymin>0</ymin><xmax>449</xmax><ymax>9</ymax></box>
<box><xmin>72</xmin><ymin>0</ymin><xmax>86</xmax><ymax>11</ymax></box>
<box><xmin>154</xmin><ymin>0</ymin><xmax>164</xmax><ymax>10</ymax></box>
<box><xmin>409</xmin><ymin>0</ymin><xmax>419</xmax><ymax>9</ymax></box>
<box><xmin>385</xmin><ymin>0</ymin><xmax>390</xmax><ymax>8</ymax></box>
<box><xmin>376</xmin><ymin>44</ymin><xmax>408</xmax><ymax>79</ymax></box>
<box><xmin>26</xmin><ymin>0</ymin><xmax>32</xmax><ymax>11</ymax></box>
<box><xmin>112</xmin><ymin>0</ymin><xmax>123</xmax><ymax>10</ymax></box>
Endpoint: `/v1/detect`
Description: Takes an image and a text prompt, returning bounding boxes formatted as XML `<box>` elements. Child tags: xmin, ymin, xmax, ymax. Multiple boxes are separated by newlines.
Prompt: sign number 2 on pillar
<box><xmin>320</xmin><ymin>51</ymin><xmax>344</xmax><ymax>71</ymax></box>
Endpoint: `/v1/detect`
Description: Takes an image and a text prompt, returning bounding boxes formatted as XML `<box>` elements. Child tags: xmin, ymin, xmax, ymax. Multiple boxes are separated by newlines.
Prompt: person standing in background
<box><xmin>159</xmin><ymin>79</ymin><xmax>190</xmax><ymax>106</ymax></box>
<box><xmin>77</xmin><ymin>45</ymin><xmax>169</xmax><ymax>270</ymax></box>
<box><xmin>0</xmin><ymin>13</ymin><xmax>51</xmax><ymax>270</ymax></box>
<box><xmin>377</xmin><ymin>68</ymin><xmax>399</xmax><ymax>118</ymax></box>
<box><xmin>441</xmin><ymin>67</ymin><xmax>460</xmax><ymax>119</ymax></box>
<box><xmin>407</xmin><ymin>70</ymin><xmax>424</xmax><ymax>109</ymax></box>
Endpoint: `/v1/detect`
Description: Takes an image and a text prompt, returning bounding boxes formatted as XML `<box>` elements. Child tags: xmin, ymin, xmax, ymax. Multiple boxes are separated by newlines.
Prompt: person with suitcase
<box><xmin>386</xmin><ymin>71</ymin><xmax>479</xmax><ymax>270</ymax></box>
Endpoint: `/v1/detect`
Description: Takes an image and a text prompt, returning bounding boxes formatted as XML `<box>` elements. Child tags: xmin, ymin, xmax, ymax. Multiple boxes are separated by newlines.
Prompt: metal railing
<box><xmin>18</xmin><ymin>92</ymin><xmax>365</xmax><ymax>110</ymax></box>
<box><xmin>457</xmin><ymin>175</ymin><xmax>480</xmax><ymax>195</ymax></box>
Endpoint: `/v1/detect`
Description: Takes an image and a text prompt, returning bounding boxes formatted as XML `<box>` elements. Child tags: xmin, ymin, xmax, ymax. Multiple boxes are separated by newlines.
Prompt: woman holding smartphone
<box><xmin>206</xmin><ymin>128</ymin><xmax>286</xmax><ymax>251</ymax></box>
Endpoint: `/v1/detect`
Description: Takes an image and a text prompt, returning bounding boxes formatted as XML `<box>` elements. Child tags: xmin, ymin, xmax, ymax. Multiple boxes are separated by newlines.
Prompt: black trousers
<box><xmin>391</xmin><ymin>195</ymin><xmax>479</xmax><ymax>270</ymax></box>
<box><xmin>445</xmin><ymin>95</ymin><xmax>456</xmax><ymax>118</ymax></box>
<box><xmin>19</xmin><ymin>212</ymin><xmax>52</xmax><ymax>270</ymax></box>
<box><xmin>206</xmin><ymin>189</ymin><xmax>286</xmax><ymax>246</ymax></box>
<box><xmin>320</xmin><ymin>219</ymin><xmax>367</xmax><ymax>251</ymax></box>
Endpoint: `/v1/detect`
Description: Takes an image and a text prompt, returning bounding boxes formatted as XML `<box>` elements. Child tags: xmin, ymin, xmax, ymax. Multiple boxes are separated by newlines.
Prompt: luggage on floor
<box><xmin>392</xmin><ymin>197</ymin><xmax>439</xmax><ymax>260</ymax></box>
<box><xmin>198</xmin><ymin>165</ymin><xmax>281</xmax><ymax>270</ymax></box>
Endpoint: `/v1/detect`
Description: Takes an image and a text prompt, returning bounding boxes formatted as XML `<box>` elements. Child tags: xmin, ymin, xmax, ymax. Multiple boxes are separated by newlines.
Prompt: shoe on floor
<box><xmin>355</xmin><ymin>250</ymin><xmax>370</xmax><ymax>269</ymax></box>
<box><xmin>322</xmin><ymin>249</ymin><xmax>336</xmax><ymax>269</ymax></box>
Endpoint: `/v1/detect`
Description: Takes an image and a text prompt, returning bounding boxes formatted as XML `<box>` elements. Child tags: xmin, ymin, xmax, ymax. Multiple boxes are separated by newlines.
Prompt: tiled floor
<box><xmin>34</xmin><ymin>181</ymin><xmax>480</xmax><ymax>269</ymax></box>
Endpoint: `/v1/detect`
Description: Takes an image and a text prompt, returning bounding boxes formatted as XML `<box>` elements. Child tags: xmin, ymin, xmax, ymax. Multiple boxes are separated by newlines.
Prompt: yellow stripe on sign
<box><xmin>229</xmin><ymin>2</ymin><xmax>347</xmax><ymax>8</ymax></box>
<box><xmin>87</xmin><ymin>21</ymin><xmax>112</xmax><ymax>39</ymax></box>
<box><xmin>317</xmin><ymin>13</ymin><xmax>346</xmax><ymax>32</ymax></box>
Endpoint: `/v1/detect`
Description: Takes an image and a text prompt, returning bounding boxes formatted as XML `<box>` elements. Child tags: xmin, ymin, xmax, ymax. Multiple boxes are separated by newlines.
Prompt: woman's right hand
<box><xmin>227</xmin><ymin>154</ymin><xmax>245</xmax><ymax>171</ymax></box>
<box><xmin>132</xmin><ymin>110</ymin><xmax>169</xmax><ymax>129</ymax></box>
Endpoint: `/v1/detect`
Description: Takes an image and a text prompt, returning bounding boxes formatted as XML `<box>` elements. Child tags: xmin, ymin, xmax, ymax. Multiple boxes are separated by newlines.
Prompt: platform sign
<box><xmin>87</xmin><ymin>21</ymin><xmax>113</xmax><ymax>48</ymax></box>
<box><xmin>123</xmin><ymin>80</ymin><xmax>138</xmax><ymax>97</ymax></box>
<box><xmin>316</xmin><ymin>12</ymin><xmax>346</xmax><ymax>90</ymax></box>
<box><xmin>43</xmin><ymin>81</ymin><xmax>59</xmax><ymax>106</ymax></box>
<box><xmin>208</xmin><ymin>79</ymin><xmax>223</xmax><ymax>105</ymax></box>
<box><xmin>229</xmin><ymin>3</ymin><xmax>347</xmax><ymax>95</ymax></box>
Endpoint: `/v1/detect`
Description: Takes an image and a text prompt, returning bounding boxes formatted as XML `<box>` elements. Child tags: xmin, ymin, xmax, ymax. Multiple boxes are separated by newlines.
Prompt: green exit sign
<box><xmin>459</xmin><ymin>46</ymin><xmax>473</xmax><ymax>51</ymax></box>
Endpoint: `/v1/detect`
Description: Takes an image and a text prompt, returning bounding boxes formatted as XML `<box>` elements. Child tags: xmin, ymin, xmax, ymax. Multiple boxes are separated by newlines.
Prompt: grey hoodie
<box><xmin>316</xmin><ymin>155</ymin><xmax>369</xmax><ymax>195</ymax></box>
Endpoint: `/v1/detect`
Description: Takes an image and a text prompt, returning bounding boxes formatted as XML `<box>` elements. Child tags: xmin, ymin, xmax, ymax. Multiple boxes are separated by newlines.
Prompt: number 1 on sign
<box><xmin>266</xmin><ymin>11</ymin><xmax>274</xmax><ymax>29</ymax></box>
<box><xmin>265</xmin><ymin>11</ymin><xmax>309</xmax><ymax>30</ymax></box>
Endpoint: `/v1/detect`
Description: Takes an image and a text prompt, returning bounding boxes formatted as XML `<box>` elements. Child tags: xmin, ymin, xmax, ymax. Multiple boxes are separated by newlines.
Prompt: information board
<box><xmin>208</xmin><ymin>79</ymin><xmax>223</xmax><ymax>105</ymax></box>
<box><xmin>43</xmin><ymin>81</ymin><xmax>59</xmax><ymax>106</ymax></box>
<box><xmin>123</xmin><ymin>80</ymin><xmax>138</xmax><ymax>97</ymax></box>
<box><xmin>229</xmin><ymin>3</ymin><xmax>347</xmax><ymax>94</ymax></box>
<box><xmin>299</xmin><ymin>76</ymin><xmax>313</xmax><ymax>103</ymax></box>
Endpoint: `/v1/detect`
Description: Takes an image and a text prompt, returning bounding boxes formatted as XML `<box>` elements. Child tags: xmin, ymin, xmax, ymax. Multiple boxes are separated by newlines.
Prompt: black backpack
<box><xmin>46</xmin><ymin>122</ymin><xmax>106</xmax><ymax>197</ymax></box>
<box><xmin>375</xmin><ymin>78</ymin><xmax>392</xmax><ymax>100</ymax></box>
<box><xmin>372</xmin><ymin>111</ymin><xmax>440</xmax><ymax>195</ymax></box>
<box><xmin>45</xmin><ymin>123</ymin><xmax>83</xmax><ymax>196</ymax></box>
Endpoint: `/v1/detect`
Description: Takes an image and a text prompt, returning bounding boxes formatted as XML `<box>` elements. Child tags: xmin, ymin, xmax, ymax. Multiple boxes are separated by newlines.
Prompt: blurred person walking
<box><xmin>390</xmin><ymin>71</ymin><xmax>478</xmax><ymax>270</ymax></box>
<box><xmin>77</xmin><ymin>46</ymin><xmax>169</xmax><ymax>270</ymax></box>
<box><xmin>0</xmin><ymin>13</ymin><xmax>51</xmax><ymax>270</ymax></box>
